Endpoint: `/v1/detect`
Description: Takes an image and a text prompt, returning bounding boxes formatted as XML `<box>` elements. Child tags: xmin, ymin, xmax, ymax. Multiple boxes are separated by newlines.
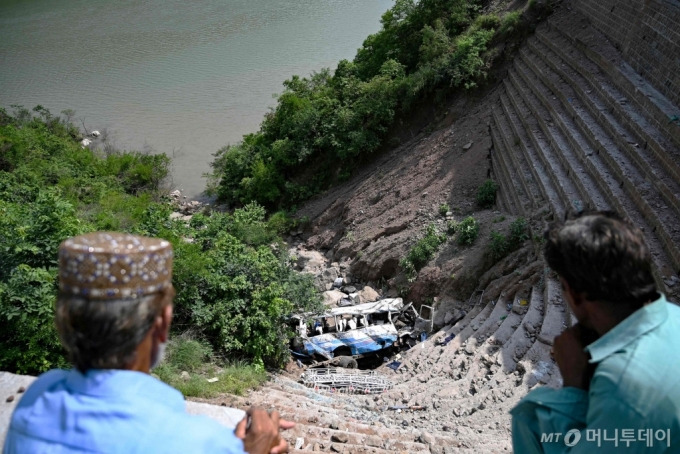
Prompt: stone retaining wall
<box><xmin>572</xmin><ymin>0</ymin><xmax>680</xmax><ymax>107</ymax></box>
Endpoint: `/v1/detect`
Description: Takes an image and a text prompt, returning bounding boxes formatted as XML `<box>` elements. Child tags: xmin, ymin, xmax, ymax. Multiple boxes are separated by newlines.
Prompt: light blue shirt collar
<box><xmin>585</xmin><ymin>293</ymin><xmax>668</xmax><ymax>363</ymax></box>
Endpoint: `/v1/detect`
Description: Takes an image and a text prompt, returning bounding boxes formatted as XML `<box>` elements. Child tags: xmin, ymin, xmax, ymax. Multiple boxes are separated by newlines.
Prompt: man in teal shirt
<box><xmin>511</xmin><ymin>212</ymin><xmax>680</xmax><ymax>453</ymax></box>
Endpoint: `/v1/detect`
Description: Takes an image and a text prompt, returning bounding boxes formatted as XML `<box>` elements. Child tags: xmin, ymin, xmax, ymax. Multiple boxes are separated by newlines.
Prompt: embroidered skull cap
<box><xmin>58</xmin><ymin>232</ymin><xmax>173</xmax><ymax>299</ymax></box>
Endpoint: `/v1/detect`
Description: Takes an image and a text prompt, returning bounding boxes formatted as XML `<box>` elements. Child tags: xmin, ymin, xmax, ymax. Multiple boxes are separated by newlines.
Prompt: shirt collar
<box><xmin>65</xmin><ymin>369</ymin><xmax>185</xmax><ymax>410</ymax></box>
<box><xmin>585</xmin><ymin>293</ymin><xmax>668</xmax><ymax>363</ymax></box>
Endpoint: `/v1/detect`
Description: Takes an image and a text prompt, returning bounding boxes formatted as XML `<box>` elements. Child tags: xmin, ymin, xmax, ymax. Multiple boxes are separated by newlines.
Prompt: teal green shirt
<box><xmin>511</xmin><ymin>294</ymin><xmax>680</xmax><ymax>453</ymax></box>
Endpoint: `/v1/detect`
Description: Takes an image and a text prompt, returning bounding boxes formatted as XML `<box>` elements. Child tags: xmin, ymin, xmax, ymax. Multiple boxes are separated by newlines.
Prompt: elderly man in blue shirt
<box><xmin>511</xmin><ymin>211</ymin><xmax>680</xmax><ymax>453</ymax></box>
<box><xmin>3</xmin><ymin>232</ymin><xmax>292</xmax><ymax>454</ymax></box>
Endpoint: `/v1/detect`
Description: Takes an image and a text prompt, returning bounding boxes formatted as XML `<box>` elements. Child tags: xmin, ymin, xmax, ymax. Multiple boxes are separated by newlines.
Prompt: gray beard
<box><xmin>150</xmin><ymin>341</ymin><xmax>167</xmax><ymax>370</ymax></box>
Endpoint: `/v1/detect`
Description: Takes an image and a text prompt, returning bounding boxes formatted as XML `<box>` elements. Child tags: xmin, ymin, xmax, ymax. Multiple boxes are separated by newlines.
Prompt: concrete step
<box><xmin>285</xmin><ymin>421</ymin><xmax>437</xmax><ymax>449</ymax></box>
<box><xmin>535</xmin><ymin>25</ymin><xmax>680</xmax><ymax>205</ymax></box>
<box><xmin>396</xmin><ymin>297</ymin><xmax>495</xmax><ymax>374</ymax></box>
<box><xmin>471</xmin><ymin>294</ymin><xmax>512</xmax><ymax>345</ymax></box>
<box><xmin>285</xmin><ymin>433</ymin><xmax>431</xmax><ymax>454</ymax></box>
<box><xmin>391</xmin><ymin>281</ymin><xmax>538</xmax><ymax>402</ymax></box>
<box><xmin>490</xmin><ymin>119</ymin><xmax>527</xmax><ymax>216</ymax></box>
<box><xmin>493</xmin><ymin>95</ymin><xmax>564</xmax><ymax>216</ymax></box>
<box><xmin>505</xmin><ymin>68</ymin><xmax>609</xmax><ymax>213</ymax></box>
<box><xmin>511</xmin><ymin>52</ymin><xmax>678</xmax><ymax>284</ymax></box>
<box><xmin>519</xmin><ymin>41</ymin><xmax>680</xmax><ymax>274</ymax></box>
<box><xmin>489</xmin><ymin>103</ymin><xmax>544</xmax><ymax>212</ymax></box>
<box><xmin>428</xmin><ymin>298</ymin><xmax>498</xmax><ymax>366</ymax></box>
<box><xmin>396</xmin><ymin>298</ymin><xmax>485</xmax><ymax>367</ymax></box>
<box><xmin>517</xmin><ymin>277</ymin><xmax>567</xmax><ymax>389</ymax></box>
<box><xmin>547</xmin><ymin>9</ymin><xmax>680</xmax><ymax>151</ymax></box>
<box><xmin>497</xmin><ymin>285</ymin><xmax>546</xmax><ymax>374</ymax></box>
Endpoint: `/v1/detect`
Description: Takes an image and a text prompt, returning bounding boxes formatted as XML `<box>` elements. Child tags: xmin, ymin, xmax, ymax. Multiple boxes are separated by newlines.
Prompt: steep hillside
<box><xmin>204</xmin><ymin>1</ymin><xmax>680</xmax><ymax>452</ymax></box>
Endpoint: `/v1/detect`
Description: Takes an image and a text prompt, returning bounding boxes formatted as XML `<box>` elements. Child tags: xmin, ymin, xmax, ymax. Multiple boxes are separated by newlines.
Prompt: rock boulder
<box><xmin>358</xmin><ymin>286</ymin><xmax>380</xmax><ymax>303</ymax></box>
<box><xmin>323</xmin><ymin>290</ymin><xmax>348</xmax><ymax>307</ymax></box>
<box><xmin>296</xmin><ymin>250</ymin><xmax>325</xmax><ymax>273</ymax></box>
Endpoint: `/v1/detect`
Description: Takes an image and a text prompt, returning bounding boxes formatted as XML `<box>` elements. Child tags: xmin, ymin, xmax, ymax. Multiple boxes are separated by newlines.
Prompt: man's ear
<box><xmin>560</xmin><ymin>275</ymin><xmax>588</xmax><ymax>310</ymax></box>
<box><xmin>563</xmin><ymin>279</ymin><xmax>585</xmax><ymax>307</ymax></box>
<box><xmin>157</xmin><ymin>304</ymin><xmax>173</xmax><ymax>343</ymax></box>
<box><xmin>560</xmin><ymin>275</ymin><xmax>591</xmax><ymax>321</ymax></box>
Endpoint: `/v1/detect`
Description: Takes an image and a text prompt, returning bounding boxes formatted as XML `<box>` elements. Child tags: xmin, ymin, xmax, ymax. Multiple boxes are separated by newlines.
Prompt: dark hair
<box><xmin>55</xmin><ymin>288</ymin><xmax>173</xmax><ymax>373</ymax></box>
<box><xmin>544</xmin><ymin>211</ymin><xmax>657</xmax><ymax>306</ymax></box>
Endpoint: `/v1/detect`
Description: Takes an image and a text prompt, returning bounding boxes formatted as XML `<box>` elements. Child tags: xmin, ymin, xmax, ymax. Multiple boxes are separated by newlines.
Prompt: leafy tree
<box><xmin>0</xmin><ymin>265</ymin><xmax>69</xmax><ymax>374</ymax></box>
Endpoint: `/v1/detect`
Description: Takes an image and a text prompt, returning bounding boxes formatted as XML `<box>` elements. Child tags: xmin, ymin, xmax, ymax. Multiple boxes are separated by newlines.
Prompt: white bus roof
<box><xmin>325</xmin><ymin>298</ymin><xmax>404</xmax><ymax>317</ymax></box>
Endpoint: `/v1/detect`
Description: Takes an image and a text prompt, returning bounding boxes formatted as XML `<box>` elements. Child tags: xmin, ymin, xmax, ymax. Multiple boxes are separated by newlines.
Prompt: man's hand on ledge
<box><xmin>235</xmin><ymin>407</ymin><xmax>296</xmax><ymax>454</ymax></box>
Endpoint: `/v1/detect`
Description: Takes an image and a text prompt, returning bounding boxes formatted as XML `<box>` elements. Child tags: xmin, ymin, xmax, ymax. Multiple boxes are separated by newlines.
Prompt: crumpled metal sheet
<box><xmin>303</xmin><ymin>324</ymin><xmax>398</xmax><ymax>358</ymax></box>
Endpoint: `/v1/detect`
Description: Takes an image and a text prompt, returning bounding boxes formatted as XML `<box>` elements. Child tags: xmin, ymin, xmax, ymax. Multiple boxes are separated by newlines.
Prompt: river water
<box><xmin>0</xmin><ymin>0</ymin><xmax>391</xmax><ymax>198</ymax></box>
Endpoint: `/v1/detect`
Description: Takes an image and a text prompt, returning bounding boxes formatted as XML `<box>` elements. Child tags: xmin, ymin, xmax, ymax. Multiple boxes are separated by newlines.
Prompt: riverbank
<box><xmin>0</xmin><ymin>0</ymin><xmax>392</xmax><ymax>199</ymax></box>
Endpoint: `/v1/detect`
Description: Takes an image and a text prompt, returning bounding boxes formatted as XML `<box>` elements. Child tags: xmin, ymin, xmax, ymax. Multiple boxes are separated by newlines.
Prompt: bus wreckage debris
<box><xmin>289</xmin><ymin>299</ymin><xmax>434</xmax><ymax>364</ymax></box>
<box><xmin>300</xmin><ymin>368</ymin><xmax>394</xmax><ymax>394</ymax></box>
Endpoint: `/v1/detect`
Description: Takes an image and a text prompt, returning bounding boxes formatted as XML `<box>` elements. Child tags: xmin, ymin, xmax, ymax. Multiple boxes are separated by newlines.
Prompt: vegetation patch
<box><xmin>456</xmin><ymin>216</ymin><xmax>480</xmax><ymax>245</ymax></box>
<box><xmin>487</xmin><ymin>217</ymin><xmax>529</xmax><ymax>262</ymax></box>
<box><xmin>400</xmin><ymin>223</ymin><xmax>447</xmax><ymax>282</ymax></box>
<box><xmin>476</xmin><ymin>179</ymin><xmax>498</xmax><ymax>208</ymax></box>
<box><xmin>0</xmin><ymin>107</ymin><xmax>320</xmax><ymax>376</ymax></box>
<box><xmin>499</xmin><ymin>11</ymin><xmax>522</xmax><ymax>36</ymax></box>
<box><xmin>489</xmin><ymin>230</ymin><xmax>509</xmax><ymax>261</ymax></box>
<box><xmin>155</xmin><ymin>335</ymin><xmax>267</xmax><ymax>398</ymax></box>
<box><xmin>508</xmin><ymin>216</ymin><xmax>530</xmax><ymax>248</ymax></box>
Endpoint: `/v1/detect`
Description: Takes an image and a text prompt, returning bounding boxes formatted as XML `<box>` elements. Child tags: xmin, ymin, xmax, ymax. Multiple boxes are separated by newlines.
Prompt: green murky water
<box><xmin>0</xmin><ymin>0</ymin><xmax>391</xmax><ymax>197</ymax></box>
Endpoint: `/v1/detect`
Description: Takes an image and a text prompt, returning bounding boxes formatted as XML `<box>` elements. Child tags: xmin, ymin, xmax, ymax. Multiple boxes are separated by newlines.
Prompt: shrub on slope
<box><xmin>0</xmin><ymin>107</ymin><xmax>319</xmax><ymax>375</ymax></box>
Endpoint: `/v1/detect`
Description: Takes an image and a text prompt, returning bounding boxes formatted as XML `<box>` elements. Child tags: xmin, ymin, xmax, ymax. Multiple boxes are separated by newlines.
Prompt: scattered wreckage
<box><xmin>300</xmin><ymin>368</ymin><xmax>394</xmax><ymax>394</ymax></box>
<box><xmin>289</xmin><ymin>298</ymin><xmax>434</xmax><ymax>367</ymax></box>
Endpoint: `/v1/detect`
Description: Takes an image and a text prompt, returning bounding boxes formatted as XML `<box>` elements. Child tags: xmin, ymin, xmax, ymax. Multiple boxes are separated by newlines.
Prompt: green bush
<box><xmin>446</xmin><ymin>220</ymin><xmax>459</xmax><ymax>235</ymax></box>
<box><xmin>267</xmin><ymin>211</ymin><xmax>292</xmax><ymax>235</ymax></box>
<box><xmin>474</xmin><ymin>14</ymin><xmax>501</xmax><ymax>31</ymax></box>
<box><xmin>488</xmin><ymin>230</ymin><xmax>509</xmax><ymax>261</ymax></box>
<box><xmin>508</xmin><ymin>217</ymin><xmax>529</xmax><ymax>248</ymax></box>
<box><xmin>476</xmin><ymin>179</ymin><xmax>498</xmax><ymax>208</ymax></box>
<box><xmin>0</xmin><ymin>265</ymin><xmax>69</xmax><ymax>374</ymax></box>
<box><xmin>0</xmin><ymin>109</ymin><xmax>321</xmax><ymax>374</ymax></box>
<box><xmin>457</xmin><ymin>216</ymin><xmax>479</xmax><ymax>245</ymax></box>
<box><xmin>499</xmin><ymin>11</ymin><xmax>522</xmax><ymax>36</ymax></box>
<box><xmin>439</xmin><ymin>203</ymin><xmax>451</xmax><ymax>216</ymax></box>
<box><xmin>487</xmin><ymin>217</ymin><xmax>529</xmax><ymax>262</ymax></box>
<box><xmin>163</xmin><ymin>336</ymin><xmax>212</xmax><ymax>373</ymax></box>
<box><xmin>168</xmin><ymin>205</ymin><xmax>322</xmax><ymax>366</ymax></box>
<box><xmin>400</xmin><ymin>224</ymin><xmax>447</xmax><ymax>281</ymax></box>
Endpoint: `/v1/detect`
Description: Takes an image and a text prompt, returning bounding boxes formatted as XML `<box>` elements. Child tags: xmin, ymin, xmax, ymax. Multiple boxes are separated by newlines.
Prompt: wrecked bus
<box><xmin>290</xmin><ymin>298</ymin><xmax>433</xmax><ymax>366</ymax></box>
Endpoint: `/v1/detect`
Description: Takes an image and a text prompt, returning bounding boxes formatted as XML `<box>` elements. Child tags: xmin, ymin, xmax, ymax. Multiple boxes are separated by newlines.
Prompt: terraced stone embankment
<box><xmin>491</xmin><ymin>8</ymin><xmax>680</xmax><ymax>299</ymax></box>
